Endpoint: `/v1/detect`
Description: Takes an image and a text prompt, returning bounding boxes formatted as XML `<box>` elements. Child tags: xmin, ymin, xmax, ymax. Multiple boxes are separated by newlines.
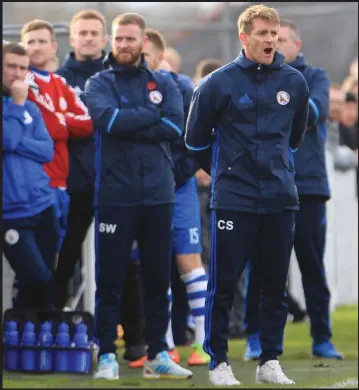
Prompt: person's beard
<box><xmin>114</xmin><ymin>45</ymin><xmax>143</xmax><ymax>66</ymax></box>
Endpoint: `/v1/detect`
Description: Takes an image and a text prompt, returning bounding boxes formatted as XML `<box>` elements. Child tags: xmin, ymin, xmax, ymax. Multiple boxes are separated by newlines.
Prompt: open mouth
<box><xmin>264</xmin><ymin>48</ymin><xmax>273</xmax><ymax>55</ymax></box>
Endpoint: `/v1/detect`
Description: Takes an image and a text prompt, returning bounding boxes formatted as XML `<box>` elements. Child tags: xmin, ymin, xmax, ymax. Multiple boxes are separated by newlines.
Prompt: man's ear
<box><xmin>296</xmin><ymin>39</ymin><xmax>303</xmax><ymax>52</ymax></box>
<box><xmin>69</xmin><ymin>35</ymin><xmax>75</xmax><ymax>49</ymax></box>
<box><xmin>51</xmin><ymin>40</ymin><xmax>58</xmax><ymax>55</ymax></box>
<box><xmin>239</xmin><ymin>32</ymin><xmax>249</xmax><ymax>47</ymax></box>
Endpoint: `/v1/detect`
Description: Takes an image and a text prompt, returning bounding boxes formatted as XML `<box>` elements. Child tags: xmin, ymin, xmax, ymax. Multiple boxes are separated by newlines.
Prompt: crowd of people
<box><xmin>2</xmin><ymin>3</ymin><xmax>358</xmax><ymax>386</ymax></box>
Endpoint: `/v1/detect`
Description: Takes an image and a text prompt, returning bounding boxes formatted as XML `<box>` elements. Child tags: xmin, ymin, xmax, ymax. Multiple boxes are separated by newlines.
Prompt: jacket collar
<box><xmin>234</xmin><ymin>49</ymin><xmax>285</xmax><ymax>70</ymax></box>
<box><xmin>61</xmin><ymin>51</ymin><xmax>106</xmax><ymax>73</ymax></box>
<box><xmin>288</xmin><ymin>53</ymin><xmax>306</xmax><ymax>69</ymax></box>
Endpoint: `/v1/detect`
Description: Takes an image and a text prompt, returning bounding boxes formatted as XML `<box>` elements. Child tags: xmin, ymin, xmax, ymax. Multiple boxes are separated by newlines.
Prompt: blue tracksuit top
<box><xmin>56</xmin><ymin>52</ymin><xmax>106</xmax><ymax>194</ymax></box>
<box><xmin>84</xmin><ymin>53</ymin><xmax>184</xmax><ymax>207</ymax></box>
<box><xmin>3</xmin><ymin>96</ymin><xmax>55</xmax><ymax>219</ymax></box>
<box><xmin>159</xmin><ymin>70</ymin><xmax>199</xmax><ymax>188</ymax></box>
<box><xmin>185</xmin><ymin>50</ymin><xmax>310</xmax><ymax>214</ymax></box>
<box><xmin>289</xmin><ymin>55</ymin><xmax>331</xmax><ymax>200</ymax></box>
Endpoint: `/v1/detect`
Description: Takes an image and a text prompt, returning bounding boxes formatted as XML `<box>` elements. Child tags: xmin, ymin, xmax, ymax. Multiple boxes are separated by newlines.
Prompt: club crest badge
<box><xmin>5</xmin><ymin>229</ymin><xmax>19</xmax><ymax>245</ymax></box>
<box><xmin>277</xmin><ymin>91</ymin><xmax>290</xmax><ymax>105</ymax></box>
<box><xmin>149</xmin><ymin>90</ymin><xmax>163</xmax><ymax>104</ymax></box>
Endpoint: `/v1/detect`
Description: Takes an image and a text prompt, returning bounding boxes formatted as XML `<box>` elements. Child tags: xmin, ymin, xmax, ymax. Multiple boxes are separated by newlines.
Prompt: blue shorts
<box><xmin>53</xmin><ymin>188</ymin><xmax>70</xmax><ymax>251</ymax></box>
<box><xmin>173</xmin><ymin>177</ymin><xmax>202</xmax><ymax>255</ymax></box>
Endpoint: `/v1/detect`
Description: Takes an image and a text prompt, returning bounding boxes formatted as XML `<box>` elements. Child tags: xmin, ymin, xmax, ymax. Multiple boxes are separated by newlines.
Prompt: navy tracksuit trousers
<box><xmin>204</xmin><ymin>209</ymin><xmax>295</xmax><ymax>368</ymax></box>
<box><xmin>3</xmin><ymin>206</ymin><xmax>59</xmax><ymax>310</ymax></box>
<box><xmin>94</xmin><ymin>204</ymin><xmax>173</xmax><ymax>359</ymax></box>
<box><xmin>245</xmin><ymin>199</ymin><xmax>332</xmax><ymax>344</ymax></box>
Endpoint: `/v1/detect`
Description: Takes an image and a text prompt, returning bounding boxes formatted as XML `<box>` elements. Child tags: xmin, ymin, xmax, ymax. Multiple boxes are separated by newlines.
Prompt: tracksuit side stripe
<box><xmin>160</xmin><ymin>117</ymin><xmax>182</xmax><ymax>136</ymax></box>
<box><xmin>309</xmin><ymin>98</ymin><xmax>320</xmax><ymax>125</ymax></box>
<box><xmin>106</xmin><ymin>108</ymin><xmax>119</xmax><ymax>133</ymax></box>
<box><xmin>204</xmin><ymin>131</ymin><xmax>220</xmax><ymax>370</ymax></box>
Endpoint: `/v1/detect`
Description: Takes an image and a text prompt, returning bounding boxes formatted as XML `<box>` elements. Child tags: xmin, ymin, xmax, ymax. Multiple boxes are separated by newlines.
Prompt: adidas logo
<box><xmin>239</xmin><ymin>94</ymin><xmax>252</xmax><ymax>104</ymax></box>
<box><xmin>120</xmin><ymin>95</ymin><xmax>129</xmax><ymax>104</ymax></box>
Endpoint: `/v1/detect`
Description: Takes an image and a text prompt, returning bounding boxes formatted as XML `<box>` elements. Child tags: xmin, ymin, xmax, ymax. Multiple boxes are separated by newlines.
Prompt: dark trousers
<box><xmin>121</xmin><ymin>260</ymin><xmax>146</xmax><ymax>348</ymax></box>
<box><xmin>170</xmin><ymin>254</ymin><xmax>190</xmax><ymax>346</ymax></box>
<box><xmin>204</xmin><ymin>209</ymin><xmax>295</xmax><ymax>368</ymax></box>
<box><xmin>95</xmin><ymin>204</ymin><xmax>173</xmax><ymax>360</ymax></box>
<box><xmin>4</xmin><ymin>206</ymin><xmax>59</xmax><ymax>310</ymax></box>
<box><xmin>54</xmin><ymin>191</ymin><xmax>93</xmax><ymax>309</ymax></box>
<box><xmin>245</xmin><ymin>199</ymin><xmax>331</xmax><ymax>344</ymax></box>
<box><xmin>244</xmin><ymin>264</ymin><xmax>304</xmax><ymax>335</ymax></box>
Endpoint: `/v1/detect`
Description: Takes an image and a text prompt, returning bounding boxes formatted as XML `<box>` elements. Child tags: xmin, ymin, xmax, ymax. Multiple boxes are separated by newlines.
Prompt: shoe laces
<box><xmin>158</xmin><ymin>350</ymin><xmax>172</xmax><ymax>364</ymax></box>
<box><xmin>99</xmin><ymin>353</ymin><xmax>115</xmax><ymax>367</ymax></box>
<box><xmin>217</xmin><ymin>362</ymin><xmax>236</xmax><ymax>380</ymax></box>
<box><xmin>265</xmin><ymin>360</ymin><xmax>289</xmax><ymax>381</ymax></box>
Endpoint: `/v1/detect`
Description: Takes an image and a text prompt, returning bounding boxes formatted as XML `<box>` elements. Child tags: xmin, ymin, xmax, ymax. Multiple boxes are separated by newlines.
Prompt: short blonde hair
<box><xmin>21</xmin><ymin>19</ymin><xmax>56</xmax><ymax>42</ymax></box>
<box><xmin>238</xmin><ymin>4</ymin><xmax>280</xmax><ymax>34</ymax></box>
<box><xmin>146</xmin><ymin>29</ymin><xmax>166</xmax><ymax>52</ymax></box>
<box><xmin>70</xmin><ymin>9</ymin><xmax>107</xmax><ymax>36</ymax></box>
<box><xmin>112</xmin><ymin>13</ymin><xmax>146</xmax><ymax>34</ymax></box>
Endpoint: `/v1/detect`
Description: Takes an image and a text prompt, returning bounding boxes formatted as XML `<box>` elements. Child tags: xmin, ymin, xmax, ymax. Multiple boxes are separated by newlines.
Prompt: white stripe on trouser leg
<box><xmin>181</xmin><ymin>267</ymin><xmax>208</xmax><ymax>346</ymax></box>
<box><xmin>165</xmin><ymin>287</ymin><xmax>175</xmax><ymax>350</ymax></box>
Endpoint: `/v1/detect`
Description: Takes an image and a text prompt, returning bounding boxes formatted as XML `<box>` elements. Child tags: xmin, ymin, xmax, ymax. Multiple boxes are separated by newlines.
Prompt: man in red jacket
<box><xmin>21</xmin><ymin>19</ymin><xmax>93</xmax><ymax>251</ymax></box>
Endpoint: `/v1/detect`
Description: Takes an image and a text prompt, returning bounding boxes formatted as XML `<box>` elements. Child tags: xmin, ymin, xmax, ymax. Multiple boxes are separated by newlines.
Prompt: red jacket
<box><xmin>27</xmin><ymin>70</ymin><xmax>92</xmax><ymax>188</ymax></box>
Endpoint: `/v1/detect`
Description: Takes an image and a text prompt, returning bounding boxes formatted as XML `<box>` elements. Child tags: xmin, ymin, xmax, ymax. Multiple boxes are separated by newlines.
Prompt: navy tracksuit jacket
<box><xmin>3</xmin><ymin>96</ymin><xmax>59</xmax><ymax>309</ymax></box>
<box><xmin>245</xmin><ymin>54</ymin><xmax>333</xmax><ymax>345</ymax></box>
<box><xmin>56</xmin><ymin>51</ymin><xmax>106</xmax><ymax>194</ymax></box>
<box><xmin>159</xmin><ymin>70</ymin><xmax>199</xmax><ymax>189</ymax></box>
<box><xmin>85</xmin><ymin>53</ymin><xmax>184</xmax><ymax>359</ymax></box>
<box><xmin>54</xmin><ymin>52</ymin><xmax>105</xmax><ymax>309</ymax></box>
<box><xmin>186</xmin><ymin>50</ymin><xmax>309</xmax><ymax>366</ymax></box>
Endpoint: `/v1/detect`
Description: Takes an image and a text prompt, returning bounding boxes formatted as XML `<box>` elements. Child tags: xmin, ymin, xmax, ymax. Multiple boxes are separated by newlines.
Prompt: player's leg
<box><xmin>294</xmin><ymin>199</ymin><xmax>343</xmax><ymax>359</ymax></box>
<box><xmin>164</xmin><ymin>256</ymin><xmax>188</xmax><ymax>365</ymax></box>
<box><xmin>53</xmin><ymin>188</ymin><xmax>70</xmax><ymax>253</ymax></box>
<box><xmin>54</xmin><ymin>191</ymin><xmax>93</xmax><ymax>309</ymax></box>
<box><xmin>33</xmin><ymin>204</ymin><xmax>60</xmax><ymax>309</ymax></box>
<box><xmin>93</xmin><ymin>206</ymin><xmax>139</xmax><ymax>379</ymax></box>
<box><xmin>137</xmin><ymin>204</ymin><xmax>192</xmax><ymax>379</ymax></box>
<box><xmin>3</xmin><ymin>211</ymin><xmax>55</xmax><ymax>310</ymax></box>
<box><xmin>173</xmin><ymin>178</ymin><xmax>209</xmax><ymax>365</ymax></box>
<box><xmin>243</xmin><ymin>254</ymin><xmax>262</xmax><ymax>360</ymax></box>
<box><xmin>206</xmin><ymin>210</ymin><xmax>259</xmax><ymax>386</ymax></box>
<box><xmin>255</xmin><ymin>210</ymin><xmax>296</xmax><ymax>385</ymax></box>
<box><xmin>122</xmin><ymin>258</ymin><xmax>147</xmax><ymax>368</ymax></box>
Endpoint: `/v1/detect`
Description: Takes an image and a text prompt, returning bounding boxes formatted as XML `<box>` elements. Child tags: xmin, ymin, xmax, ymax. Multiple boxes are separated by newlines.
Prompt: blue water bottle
<box><xmin>4</xmin><ymin>321</ymin><xmax>19</xmax><ymax>371</ymax></box>
<box><xmin>73</xmin><ymin>323</ymin><xmax>89</xmax><ymax>373</ymax></box>
<box><xmin>55</xmin><ymin>322</ymin><xmax>70</xmax><ymax>372</ymax></box>
<box><xmin>38</xmin><ymin>321</ymin><xmax>53</xmax><ymax>372</ymax></box>
<box><xmin>21</xmin><ymin>321</ymin><xmax>36</xmax><ymax>371</ymax></box>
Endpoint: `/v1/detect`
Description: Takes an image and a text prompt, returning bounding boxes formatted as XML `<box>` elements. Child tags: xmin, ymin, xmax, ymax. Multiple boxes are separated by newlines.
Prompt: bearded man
<box><xmin>85</xmin><ymin>12</ymin><xmax>192</xmax><ymax>381</ymax></box>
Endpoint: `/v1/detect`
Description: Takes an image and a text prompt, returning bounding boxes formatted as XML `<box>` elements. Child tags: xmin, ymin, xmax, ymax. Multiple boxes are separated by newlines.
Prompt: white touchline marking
<box><xmin>317</xmin><ymin>378</ymin><xmax>358</xmax><ymax>388</ymax></box>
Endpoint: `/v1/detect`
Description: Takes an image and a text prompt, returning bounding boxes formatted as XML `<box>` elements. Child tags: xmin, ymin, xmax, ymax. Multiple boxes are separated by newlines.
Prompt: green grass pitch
<box><xmin>3</xmin><ymin>305</ymin><xmax>358</xmax><ymax>388</ymax></box>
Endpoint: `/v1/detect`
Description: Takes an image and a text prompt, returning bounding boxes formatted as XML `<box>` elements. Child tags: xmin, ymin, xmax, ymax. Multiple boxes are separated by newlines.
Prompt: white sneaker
<box><xmin>143</xmin><ymin>351</ymin><xmax>193</xmax><ymax>379</ymax></box>
<box><xmin>209</xmin><ymin>362</ymin><xmax>241</xmax><ymax>386</ymax></box>
<box><xmin>256</xmin><ymin>360</ymin><xmax>295</xmax><ymax>385</ymax></box>
<box><xmin>93</xmin><ymin>353</ymin><xmax>119</xmax><ymax>379</ymax></box>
